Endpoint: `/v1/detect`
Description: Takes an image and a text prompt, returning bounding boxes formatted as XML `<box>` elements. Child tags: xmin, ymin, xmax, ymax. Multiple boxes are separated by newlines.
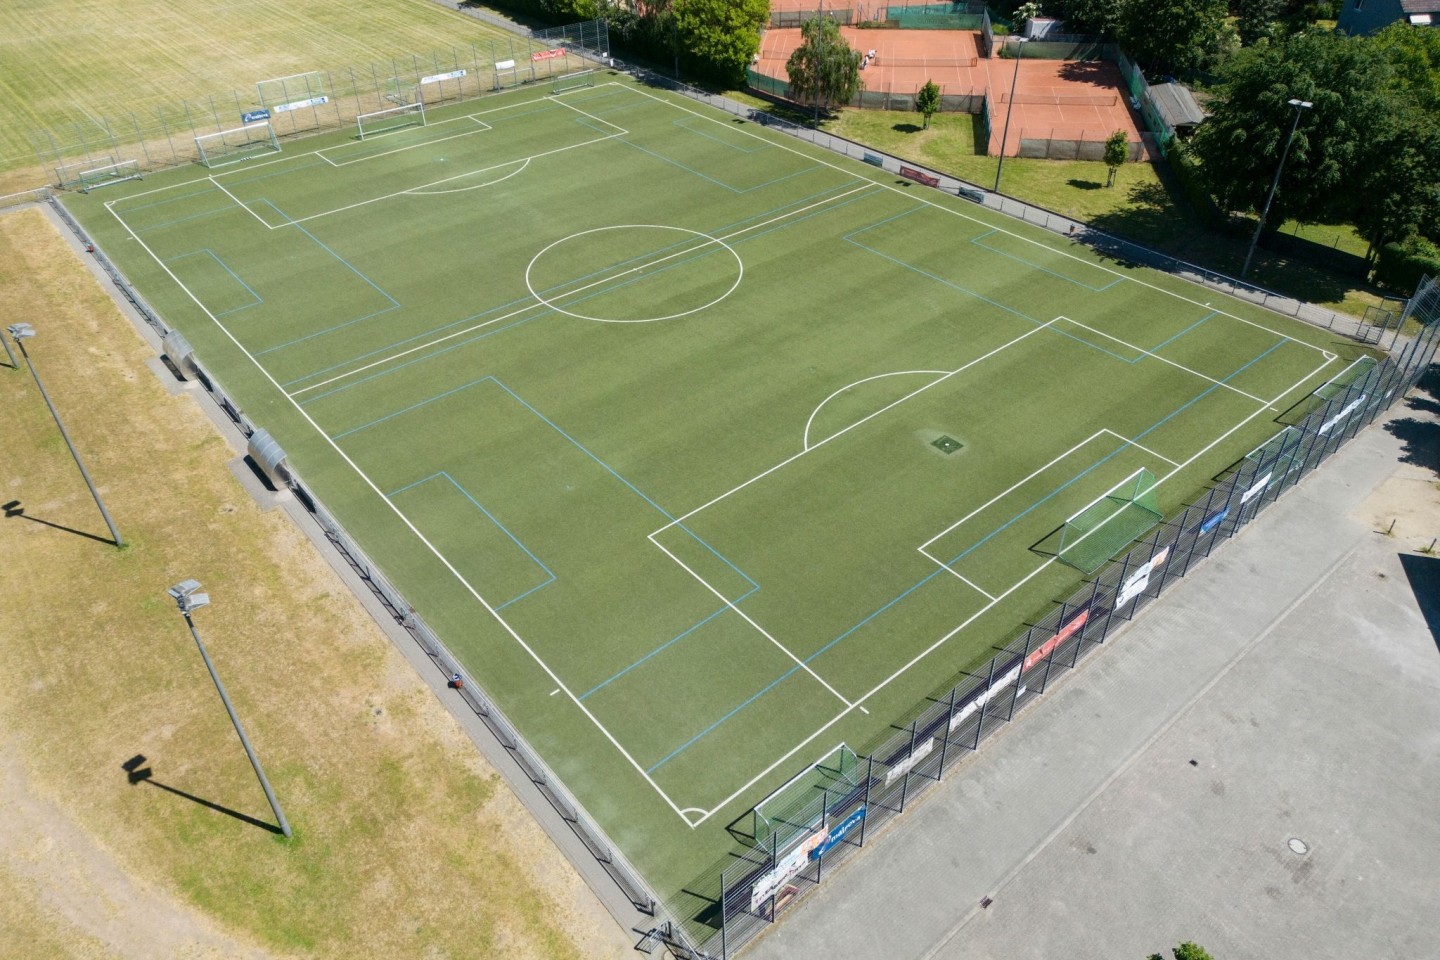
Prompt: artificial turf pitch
<box><xmin>64</xmin><ymin>73</ymin><xmax>1366</xmax><ymax>901</ymax></box>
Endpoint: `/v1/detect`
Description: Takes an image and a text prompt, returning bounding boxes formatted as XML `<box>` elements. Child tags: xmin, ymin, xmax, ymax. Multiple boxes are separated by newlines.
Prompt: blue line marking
<box><xmin>1148</xmin><ymin>310</ymin><xmax>1219</xmax><ymax>355</ymax></box>
<box><xmin>647</xmin><ymin>338</ymin><xmax>1290</xmax><ymax>769</ymax></box>
<box><xmin>142</xmin><ymin>205</ymin><xmax>242</xmax><ymax>231</ymax></box>
<box><xmin>164</xmin><ymin>249</ymin><xmax>263</xmax><ymax>316</ymax></box>
<box><xmin>389</xmin><ymin>471</ymin><xmax>556</xmax><ymax>610</ymax></box>
<box><xmin>969</xmin><ymin>231</ymin><xmax>1124</xmax><ymax>292</ymax></box>
<box><xmin>255</xmin><ymin>199</ymin><xmax>400</xmax><ymax>307</ymax></box>
<box><xmin>117</xmin><ymin>186</ymin><xmax>220</xmax><ymax>213</ymax></box>
<box><xmin>648</xmin><ymin>663</ymin><xmax>806</xmax><ymax>773</ymax></box>
<box><xmin>579</xmin><ymin>604</ymin><xmax>734</xmax><ymax>700</ymax></box>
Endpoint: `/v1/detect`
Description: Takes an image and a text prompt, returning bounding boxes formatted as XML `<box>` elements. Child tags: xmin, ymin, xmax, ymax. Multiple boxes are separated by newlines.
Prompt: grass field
<box><xmin>0</xmin><ymin>207</ymin><xmax>628</xmax><ymax>959</ymax></box>
<box><xmin>0</xmin><ymin>0</ymin><xmax>525</xmax><ymax>193</ymax></box>
<box><xmin>62</xmin><ymin>74</ymin><xmax>1373</xmax><ymax>901</ymax></box>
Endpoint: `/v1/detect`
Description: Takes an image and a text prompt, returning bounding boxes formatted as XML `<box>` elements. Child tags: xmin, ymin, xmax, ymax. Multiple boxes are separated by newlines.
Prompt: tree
<box><xmin>1103</xmin><ymin>129</ymin><xmax>1128</xmax><ymax>186</ymax></box>
<box><xmin>1014</xmin><ymin>1</ymin><xmax>1045</xmax><ymax>32</ymax></box>
<box><xmin>1052</xmin><ymin>0</ymin><xmax>1124</xmax><ymax>36</ymax></box>
<box><xmin>674</xmin><ymin>0</ymin><xmax>768</xmax><ymax>87</ymax></box>
<box><xmin>1234</xmin><ymin>0</ymin><xmax>1285</xmax><ymax>46</ymax></box>
<box><xmin>785</xmin><ymin>14</ymin><xmax>862</xmax><ymax>123</ymax></box>
<box><xmin>1148</xmin><ymin>943</ymin><xmax>1216</xmax><ymax>960</ymax></box>
<box><xmin>1189</xmin><ymin>29</ymin><xmax>1393</xmax><ymax>231</ymax></box>
<box><xmin>916</xmin><ymin>80</ymin><xmax>941</xmax><ymax>129</ymax></box>
<box><xmin>1116</xmin><ymin>0</ymin><xmax>1228</xmax><ymax>76</ymax></box>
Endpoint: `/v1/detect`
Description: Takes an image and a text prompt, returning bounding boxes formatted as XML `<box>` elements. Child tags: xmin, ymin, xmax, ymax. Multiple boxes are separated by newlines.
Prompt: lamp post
<box><xmin>993</xmin><ymin>37</ymin><xmax>1029</xmax><ymax>193</ymax></box>
<box><xmin>1240</xmin><ymin>98</ymin><xmax>1313</xmax><ymax>280</ymax></box>
<box><xmin>8</xmin><ymin>323</ymin><xmax>123</xmax><ymax>547</ymax></box>
<box><xmin>168</xmin><ymin>580</ymin><xmax>292</xmax><ymax>839</ymax></box>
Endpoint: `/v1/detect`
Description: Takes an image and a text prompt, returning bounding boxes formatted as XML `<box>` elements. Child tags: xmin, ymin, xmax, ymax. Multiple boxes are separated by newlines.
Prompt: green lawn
<box><xmin>63</xmin><ymin>75</ymin><xmax>1370</xmax><ymax>919</ymax></box>
<box><xmin>0</xmin><ymin>0</ymin><xmax>527</xmax><ymax>193</ymax></box>
<box><xmin>820</xmin><ymin>107</ymin><xmax>1390</xmax><ymax>319</ymax></box>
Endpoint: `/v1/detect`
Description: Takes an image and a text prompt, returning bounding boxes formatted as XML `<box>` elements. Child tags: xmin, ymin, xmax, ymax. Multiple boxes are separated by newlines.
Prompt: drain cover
<box><xmin>1288</xmin><ymin>838</ymin><xmax>1309</xmax><ymax>855</ymax></box>
<box><xmin>932</xmin><ymin>435</ymin><xmax>962</xmax><ymax>454</ymax></box>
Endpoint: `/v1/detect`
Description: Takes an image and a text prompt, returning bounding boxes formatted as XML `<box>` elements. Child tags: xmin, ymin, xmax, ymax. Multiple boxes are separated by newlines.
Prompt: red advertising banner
<box><xmin>1024</xmin><ymin>609</ymin><xmax>1089</xmax><ymax>672</ymax></box>
<box><xmin>899</xmin><ymin>165</ymin><xmax>940</xmax><ymax>187</ymax></box>
<box><xmin>531</xmin><ymin>48</ymin><xmax>567</xmax><ymax>61</ymax></box>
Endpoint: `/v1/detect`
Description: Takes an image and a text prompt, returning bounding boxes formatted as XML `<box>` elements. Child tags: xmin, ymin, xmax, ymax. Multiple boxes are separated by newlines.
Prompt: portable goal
<box><xmin>75</xmin><ymin>159</ymin><xmax>143</xmax><ymax>193</ymax></box>
<box><xmin>356</xmin><ymin>102</ymin><xmax>427</xmax><ymax>140</ymax></box>
<box><xmin>1056</xmin><ymin>468</ymin><xmax>1162</xmax><ymax>574</ymax></box>
<box><xmin>256</xmin><ymin>71</ymin><xmax>325</xmax><ymax>108</ymax></box>
<box><xmin>195</xmin><ymin>122</ymin><xmax>281</xmax><ymax>168</ymax></box>
<box><xmin>552</xmin><ymin>69</ymin><xmax>597</xmax><ymax>94</ymax></box>
<box><xmin>753</xmin><ymin>742</ymin><xmax>861</xmax><ymax>851</ymax></box>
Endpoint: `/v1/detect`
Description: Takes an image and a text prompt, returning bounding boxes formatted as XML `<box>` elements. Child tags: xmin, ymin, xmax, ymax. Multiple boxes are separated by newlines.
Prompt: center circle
<box><xmin>525</xmin><ymin>224</ymin><xmax>743</xmax><ymax>324</ymax></box>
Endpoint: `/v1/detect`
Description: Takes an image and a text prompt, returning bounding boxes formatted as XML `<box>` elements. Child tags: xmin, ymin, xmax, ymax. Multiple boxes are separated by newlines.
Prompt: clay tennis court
<box><xmin>754</xmin><ymin>26</ymin><xmax>1151</xmax><ymax>158</ymax></box>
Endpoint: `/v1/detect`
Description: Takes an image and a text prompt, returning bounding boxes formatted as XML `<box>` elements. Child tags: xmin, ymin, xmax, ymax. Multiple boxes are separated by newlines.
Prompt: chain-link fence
<box><xmin>681</xmin><ymin>281</ymin><xmax>1440</xmax><ymax>958</ymax></box>
<box><xmin>26</xmin><ymin>21</ymin><xmax>608</xmax><ymax>189</ymax></box>
<box><xmin>748</xmin><ymin>66</ymin><xmax>982</xmax><ymax>112</ymax></box>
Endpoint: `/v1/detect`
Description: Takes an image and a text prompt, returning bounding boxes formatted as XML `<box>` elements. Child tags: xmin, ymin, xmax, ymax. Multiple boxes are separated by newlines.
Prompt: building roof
<box><xmin>1401</xmin><ymin>0</ymin><xmax>1440</xmax><ymax>14</ymax></box>
<box><xmin>1149</xmin><ymin>81</ymin><xmax>1206</xmax><ymax>129</ymax></box>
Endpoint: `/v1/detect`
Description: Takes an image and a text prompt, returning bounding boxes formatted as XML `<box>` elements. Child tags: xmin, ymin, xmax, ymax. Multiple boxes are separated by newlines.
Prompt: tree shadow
<box><xmin>893</xmin><ymin>122</ymin><xmax>922</xmax><ymax>133</ymax></box>
<box><xmin>122</xmin><ymin>755</ymin><xmax>284</xmax><ymax>835</ymax></box>
<box><xmin>1067</xmin><ymin>178</ymin><xmax>1103</xmax><ymax>190</ymax></box>
<box><xmin>1055</xmin><ymin>61</ymin><xmax>1118</xmax><ymax>86</ymax></box>
<box><xmin>1398</xmin><ymin>554</ymin><xmax>1440</xmax><ymax>653</ymax></box>
<box><xmin>2</xmin><ymin>500</ymin><xmax>115</xmax><ymax>546</ymax></box>
<box><xmin>1384</xmin><ymin>414</ymin><xmax>1440</xmax><ymax>476</ymax></box>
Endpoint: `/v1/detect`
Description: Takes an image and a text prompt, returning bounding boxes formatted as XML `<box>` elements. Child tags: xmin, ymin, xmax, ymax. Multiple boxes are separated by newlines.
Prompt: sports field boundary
<box><xmin>46</xmin><ymin>75</ymin><xmax>1439</xmax><ymax>960</ymax></box>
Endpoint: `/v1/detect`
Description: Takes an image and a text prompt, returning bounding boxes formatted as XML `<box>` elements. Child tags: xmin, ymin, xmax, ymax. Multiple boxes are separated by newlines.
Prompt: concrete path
<box><xmin>749</xmin><ymin>382</ymin><xmax>1440</xmax><ymax>960</ymax></box>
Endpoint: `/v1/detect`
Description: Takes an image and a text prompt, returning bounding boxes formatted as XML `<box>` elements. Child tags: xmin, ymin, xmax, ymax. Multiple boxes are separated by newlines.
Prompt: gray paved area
<box><xmin>750</xmin><ymin>384</ymin><xmax>1440</xmax><ymax>960</ymax></box>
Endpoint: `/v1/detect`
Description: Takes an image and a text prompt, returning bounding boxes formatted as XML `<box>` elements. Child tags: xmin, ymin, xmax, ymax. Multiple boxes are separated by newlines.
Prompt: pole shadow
<box><xmin>3</xmin><ymin>500</ymin><xmax>116</xmax><ymax>546</ymax></box>
<box><xmin>1398</xmin><ymin>554</ymin><xmax>1440</xmax><ymax>653</ymax></box>
<box><xmin>122</xmin><ymin>755</ymin><xmax>284</xmax><ymax>835</ymax></box>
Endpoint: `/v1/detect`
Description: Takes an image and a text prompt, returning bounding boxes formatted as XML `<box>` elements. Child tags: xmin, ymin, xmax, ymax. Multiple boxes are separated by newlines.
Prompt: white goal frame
<box><xmin>552</xmin><ymin>69</ymin><xmax>597</xmax><ymax>95</ymax></box>
<box><xmin>75</xmin><ymin>158</ymin><xmax>143</xmax><ymax>193</ymax></box>
<box><xmin>256</xmin><ymin>71</ymin><xmax>324</xmax><ymax>107</ymax></box>
<box><xmin>194</xmin><ymin>122</ymin><xmax>281</xmax><ymax>168</ymax></box>
<box><xmin>356</xmin><ymin>102</ymin><xmax>427</xmax><ymax>140</ymax></box>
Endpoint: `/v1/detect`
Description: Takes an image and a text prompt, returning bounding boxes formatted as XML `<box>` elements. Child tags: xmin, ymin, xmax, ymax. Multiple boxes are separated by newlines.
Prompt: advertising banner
<box><xmin>1199</xmin><ymin>508</ymin><xmax>1228</xmax><ymax>534</ymax></box>
<box><xmin>1240</xmin><ymin>472</ymin><xmax>1273</xmax><ymax>504</ymax></box>
<box><xmin>421</xmin><ymin>69</ymin><xmax>466</xmax><ymax>85</ymax></box>
<box><xmin>1024</xmin><ymin>608</ymin><xmax>1089</xmax><ymax>672</ymax></box>
<box><xmin>495</xmin><ymin>59</ymin><xmax>517</xmax><ymax>70</ymax></box>
<box><xmin>1318</xmin><ymin>398</ymin><xmax>1363</xmax><ymax>435</ymax></box>
<box><xmin>810</xmin><ymin>806</ymin><xmax>866</xmax><ymax>861</ymax></box>
<box><xmin>241</xmin><ymin>109</ymin><xmax>271</xmax><ymax>123</ymax></box>
<box><xmin>531</xmin><ymin>48</ymin><xmax>567</xmax><ymax>61</ymax></box>
<box><xmin>949</xmin><ymin>660</ymin><xmax>1021</xmax><ymax>732</ymax></box>
<box><xmin>884</xmin><ymin>738</ymin><xmax>935</xmax><ymax>787</ymax></box>
<box><xmin>751</xmin><ymin>827</ymin><xmax>827</xmax><ymax>911</ymax></box>
<box><xmin>1117</xmin><ymin>565</ymin><xmax>1150</xmax><ymax>607</ymax></box>
<box><xmin>273</xmin><ymin>96</ymin><xmax>329</xmax><ymax>113</ymax></box>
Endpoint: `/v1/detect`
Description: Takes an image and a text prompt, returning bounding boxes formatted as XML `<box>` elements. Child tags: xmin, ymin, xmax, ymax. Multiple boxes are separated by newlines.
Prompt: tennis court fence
<box><xmin>674</xmin><ymin>280</ymin><xmax>1440</xmax><ymax>958</ymax></box>
<box><xmin>747</xmin><ymin>67</ymin><xmax>982</xmax><ymax>112</ymax></box>
<box><xmin>26</xmin><ymin>18</ymin><xmax>608</xmax><ymax>189</ymax></box>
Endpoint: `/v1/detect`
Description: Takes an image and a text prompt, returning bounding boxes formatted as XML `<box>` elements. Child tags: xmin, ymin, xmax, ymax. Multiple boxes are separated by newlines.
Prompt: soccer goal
<box><xmin>75</xmin><ymin>158</ymin><xmax>143</xmax><ymax>193</ymax></box>
<box><xmin>55</xmin><ymin>154</ymin><xmax>116</xmax><ymax>189</ymax></box>
<box><xmin>753</xmin><ymin>742</ymin><xmax>861</xmax><ymax>850</ymax></box>
<box><xmin>552</xmin><ymin>69</ymin><xmax>596</xmax><ymax>94</ymax></box>
<box><xmin>1312</xmin><ymin>355</ymin><xmax>1377</xmax><ymax>401</ymax></box>
<box><xmin>356</xmin><ymin>102</ymin><xmax>426</xmax><ymax>140</ymax></box>
<box><xmin>1245</xmin><ymin>427</ymin><xmax>1306</xmax><ymax>486</ymax></box>
<box><xmin>1057</xmin><ymin>468</ymin><xmax>1162</xmax><ymax>574</ymax></box>
<box><xmin>195</xmin><ymin>122</ymin><xmax>281</xmax><ymax>168</ymax></box>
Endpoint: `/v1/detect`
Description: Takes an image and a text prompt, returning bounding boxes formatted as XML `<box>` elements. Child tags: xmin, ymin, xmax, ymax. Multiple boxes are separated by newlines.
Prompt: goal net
<box><xmin>753</xmin><ymin>743</ymin><xmax>861</xmax><ymax>850</ymax></box>
<box><xmin>1057</xmin><ymin>468</ymin><xmax>1162</xmax><ymax>574</ymax></box>
<box><xmin>195</xmin><ymin>122</ymin><xmax>281</xmax><ymax>168</ymax></box>
<box><xmin>356</xmin><ymin>102</ymin><xmax>426</xmax><ymax>140</ymax></box>
<box><xmin>75</xmin><ymin>158</ymin><xmax>142</xmax><ymax>193</ymax></box>
<box><xmin>1245</xmin><ymin>427</ymin><xmax>1305</xmax><ymax>485</ymax></box>
<box><xmin>552</xmin><ymin>69</ymin><xmax>597</xmax><ymax>94</ymax></box>
<box><xmin>55</xmin><ymin>154</ymin><xmax>116</xmax><ymax>189</ymax></box>
<box><xmin>1312</xmin><ymin>355</ymin><xmax>1377</xmax><ymax>401</ymax></box>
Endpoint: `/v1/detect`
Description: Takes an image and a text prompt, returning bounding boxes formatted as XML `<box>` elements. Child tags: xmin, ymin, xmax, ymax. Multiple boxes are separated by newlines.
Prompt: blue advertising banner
<box><xmin>241</xmin><ymin>109</ymin><xmax>271</xmax><ymax>124</ymax></box>
<box><xmin>1199</xmin><ymin>509</ymin><xmax>1228</xmax><ymax>534</ymax></box>
<box><xmin>810</xmin><ymin>806</ymin><xmax>866</xmax><ymax>861</ymax></box>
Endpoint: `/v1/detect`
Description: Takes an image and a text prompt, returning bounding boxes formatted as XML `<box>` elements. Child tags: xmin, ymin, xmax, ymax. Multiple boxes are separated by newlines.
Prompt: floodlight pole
<box><xmin>169</xmin><ymin>582</ymin><xmax>292</xmax><ymax>839</ymax></box>
<box><xmin>7</xmin><ymin>324</ymin><xmax>123</xmax><ymax>547</ymax></box>
<box><xmin>1240</xmin><ymin>98</ymin><xmax>1312</xmax><ymax>280</ymax></box>
<box><xmin>993</xmin><ymin>38</ymin><xmax>1028</xmax><ymax>192</ymax></box>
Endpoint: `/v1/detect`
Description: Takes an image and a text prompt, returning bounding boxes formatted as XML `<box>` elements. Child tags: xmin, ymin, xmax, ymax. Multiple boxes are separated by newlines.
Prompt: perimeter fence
<box><xmin>676</xmin><ymin>281</ymin><xmax>1440</xmax><ymax>957</ymax></box>
<box><xmin>747</xmin><ymin>67</ymin><xmax>982</xmax><ymax>112</ymax></box>
<box><xmin>1116</xmin><ymin>48</ymin><xmax>1173</xmax><ymax>158</ymax></box>
<box><xmin>26</xmin><ymin>19</ymin><xmax>608</xmax><ymax>188</ymax></box>
<box><xmin>41</xmin><ymin>191</ymin><xmax>706</xmax><ymax>956</ymax></box>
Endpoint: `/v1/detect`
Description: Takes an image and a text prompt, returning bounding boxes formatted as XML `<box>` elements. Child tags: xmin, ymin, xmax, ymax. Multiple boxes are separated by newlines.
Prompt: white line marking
<box><xmin>106</xmin><ymin>202</ymin><xmax>698</xmax><ymax>826</ymax></box>
<box><xmin>550</xmin><ymin>688</ymin><xmax>560</xmax><ymax>696</ymax></box>
<box><xmin>207</xmin><ymin>176</ymin><xmax>272</xmax><ymax>229</ymax></box>
<box><xmin>1058</xmin><ymin>316</ymin><xmax>1271</xmax><ymax>405</ymax></box>
<box><xmin>1101</xmin><ymin>428</ymin><xmax>1180</xmax><ymax>468</ymax></box>
<box><xmin>402</xmin><ymin>158</ymin><xmax>530</xmax><ymax>195</ymax></box>
<box><xmin>649</xmin><ymin>537</ymin><xmax>852</xmax><ymax>706</ymax></box>
<box><xmin>803</xmin><ymin>369</ymin><xmax>950</xmax><ymax>451</ymax></box>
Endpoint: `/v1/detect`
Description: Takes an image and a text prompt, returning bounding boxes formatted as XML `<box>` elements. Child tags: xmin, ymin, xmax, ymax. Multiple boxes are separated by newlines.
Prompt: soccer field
<box><xmin>64</xmin><ymin>73</ymin><xmax>1368</xmax><ymax>900</ymax></box>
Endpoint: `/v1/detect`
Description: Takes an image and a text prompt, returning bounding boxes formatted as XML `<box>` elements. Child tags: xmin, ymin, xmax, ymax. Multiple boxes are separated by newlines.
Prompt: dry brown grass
<box><xmin>0</xmin><ymin>205</ymin><xmax>630</xmax><ymax>959</ymax></box>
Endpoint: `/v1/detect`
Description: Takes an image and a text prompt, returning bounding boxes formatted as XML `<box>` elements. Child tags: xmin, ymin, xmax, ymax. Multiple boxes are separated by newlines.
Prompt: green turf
<box><xmin>63</xmin><ymin>74</ymin><xmax>1375</xmax><ymax>908</ymax></box>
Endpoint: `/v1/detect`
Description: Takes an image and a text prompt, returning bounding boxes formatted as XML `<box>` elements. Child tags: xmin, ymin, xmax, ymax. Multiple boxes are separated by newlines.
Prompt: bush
<box><xmin>1374</xmin><ymin>234</ymin><xmax>1440</xmax><ymax>293</ymax></box>
<box><xmin>1166</xmin><ymin>141</ymin><xmax>1228</xmax><ymax>230</ymax></box>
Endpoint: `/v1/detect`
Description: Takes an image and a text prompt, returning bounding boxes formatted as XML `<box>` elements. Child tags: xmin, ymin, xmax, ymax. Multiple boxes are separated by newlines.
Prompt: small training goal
<box><xmin>1056</xmin><ymin>468</ymin><xmax>1162</xmax><ymax>574</ymax></box>
<box><xmin>356</xmin><ymin>102</ymin><xmax>427</xmax><ymax>140</ymax></box>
